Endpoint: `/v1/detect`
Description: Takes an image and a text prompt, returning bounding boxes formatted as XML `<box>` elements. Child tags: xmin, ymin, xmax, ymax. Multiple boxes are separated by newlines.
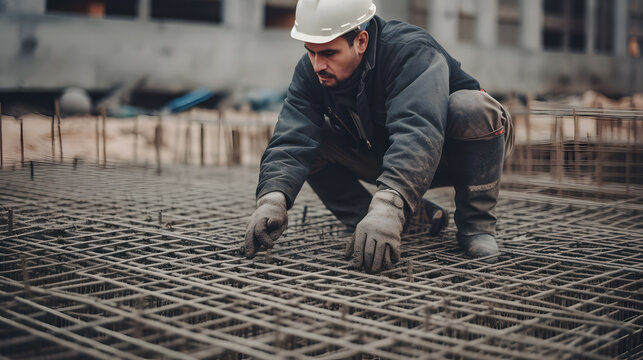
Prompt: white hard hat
<box><xmin>290</xmin><ymin>0</ymin><xmax>376</xmax><ymax>44</ymax></box>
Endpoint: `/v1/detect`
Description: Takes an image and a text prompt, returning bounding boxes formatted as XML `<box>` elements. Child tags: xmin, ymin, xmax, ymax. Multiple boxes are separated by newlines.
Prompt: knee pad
<box><xmin>446</xmin><ymin>90</ymin><xmax>505</xmax><ymax>141</ymax></box>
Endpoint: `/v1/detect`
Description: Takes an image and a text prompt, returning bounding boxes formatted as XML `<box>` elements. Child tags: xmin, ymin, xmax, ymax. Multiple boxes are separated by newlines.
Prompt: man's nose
<box><xmin>312</xmin><ymin>56</ymin><xmax>327</xmax><ymax>73</ymax></box>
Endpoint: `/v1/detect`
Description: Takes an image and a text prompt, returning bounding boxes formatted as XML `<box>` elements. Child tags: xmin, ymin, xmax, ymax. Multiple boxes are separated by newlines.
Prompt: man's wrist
<box><xmin>374</xmin><ymin>189</ymin><xmax>405</xmax><ymax>210</ymax></box>
<box><xmin>257</xmin><ymin>191</ymin><xmax>287</xmax><ymax>208</ymax></box>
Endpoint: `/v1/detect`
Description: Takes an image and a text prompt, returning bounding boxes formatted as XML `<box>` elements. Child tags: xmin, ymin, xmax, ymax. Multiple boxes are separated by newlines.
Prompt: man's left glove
<box><xmin>243</xmin><ymin>192</ymin><xmax>288</xmax><ymax>259</ymax></box>
<box><xmin>345</xmin><ymin>190</ymin><xmax>406</xmax><ymax>273</ymax></box>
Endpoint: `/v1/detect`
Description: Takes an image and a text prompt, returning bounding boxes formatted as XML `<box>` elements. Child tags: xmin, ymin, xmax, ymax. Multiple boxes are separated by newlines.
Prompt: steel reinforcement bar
<box><xmin>0</xmin><ymin>161</ymin><xmax>641</xmax><ymax>359</ymax></box>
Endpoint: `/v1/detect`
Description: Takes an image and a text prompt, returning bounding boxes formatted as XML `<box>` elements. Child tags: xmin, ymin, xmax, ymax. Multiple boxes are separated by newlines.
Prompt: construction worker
<box><xmin>244</xmin><ymin>0</ymin><xmax>513</xmax><ymax>273</ymax></box>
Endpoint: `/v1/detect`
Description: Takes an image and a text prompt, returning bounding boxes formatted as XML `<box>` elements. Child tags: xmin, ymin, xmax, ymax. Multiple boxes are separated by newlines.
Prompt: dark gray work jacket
<box><xmin>256</xmin><ymin>16</ymin><xmax>480</xmax><ymax>213</ymax></box>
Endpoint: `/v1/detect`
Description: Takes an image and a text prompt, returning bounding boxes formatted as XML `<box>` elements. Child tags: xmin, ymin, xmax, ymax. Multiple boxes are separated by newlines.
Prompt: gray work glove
<box><xmin>345</xmin><ymin>190</ymin><xmax>405</xmax><ymax>273</ymax></box>
<box><xmin>243</xmin><ymin>192</ymin><xmax>288</xmax><ymax>259</ymax></box>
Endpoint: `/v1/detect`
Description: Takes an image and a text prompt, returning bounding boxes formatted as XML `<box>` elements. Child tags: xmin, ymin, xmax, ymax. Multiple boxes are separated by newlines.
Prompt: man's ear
<box><xmin>356</xmin><ymin>30</ymin><xmax>369</xmax><ymax>55</ymax></box>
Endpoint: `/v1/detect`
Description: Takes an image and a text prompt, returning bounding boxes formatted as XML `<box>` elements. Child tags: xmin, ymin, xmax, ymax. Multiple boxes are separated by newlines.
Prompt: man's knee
<box><xmin>446</xmin><ymin>90</ymin><xmax>506</xmax><ymax>141</ymax></box>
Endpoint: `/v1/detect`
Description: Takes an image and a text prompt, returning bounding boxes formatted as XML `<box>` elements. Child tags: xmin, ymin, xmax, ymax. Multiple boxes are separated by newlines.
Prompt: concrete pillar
<box><xmin>428</xmin><ymin>0</ymin><xmax>458</xmax><ymax>45</ymax></box>
<box><xmin>138</xmin><ymin>0</ymin><xmax>150</xmax><ymax>21</ymax></box>
<box><xmin>373</xmin><ymin>0</ymin><xmax>409</xmax><ymax>22</ymax></box>
<box><xmin>476</xmin><ymin>0</ymin><xmax>498</xmax><ymax>47</ymax></box>
<box><xmin>613</xmin><ymin>0</ymin><xmax>628</xmax><ymax>56</ymax></box>
<box><xmin>585</xmin><ymin>0</ymin><xmax>596</xmax><ymax>54</ymax></box>
<box><xmin>520</xmin><ymin>0</ymin><xmax>542</xmax><ymax>51</ymax></box>
<box><xmin>224</xmin><ymin>0</ymin><xmax>264</xmax><ymax>31</ymax></box>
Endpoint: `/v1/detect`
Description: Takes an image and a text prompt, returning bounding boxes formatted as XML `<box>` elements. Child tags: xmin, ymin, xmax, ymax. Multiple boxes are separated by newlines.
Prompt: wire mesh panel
<box><xmin>506</xmin><ymin>108</ymin><xmax>643</xmax><ymax>188</ymax></box>
<box><xmin>1</xmin><ymin>162</ymin><xmax>642</xmax><ymax>359</ymax></box>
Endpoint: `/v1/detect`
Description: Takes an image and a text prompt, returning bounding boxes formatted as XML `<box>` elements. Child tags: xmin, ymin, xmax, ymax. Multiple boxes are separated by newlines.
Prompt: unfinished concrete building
<box><xmin>0</xmin><ymin>0</ymin><xmax>642</xmax><ymax>98</ymax></box>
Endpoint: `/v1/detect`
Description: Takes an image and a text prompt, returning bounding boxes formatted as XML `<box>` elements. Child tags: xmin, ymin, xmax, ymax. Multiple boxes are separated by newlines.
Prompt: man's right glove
<box><xmin>243</xmin><ymin>192</ymin><xmax>288</xmax><ymax>259</ymax></box>
<box><xmin>345</xmin><ymin>190</ymin><xmax>406</xmax><ymax>273</ymax></box>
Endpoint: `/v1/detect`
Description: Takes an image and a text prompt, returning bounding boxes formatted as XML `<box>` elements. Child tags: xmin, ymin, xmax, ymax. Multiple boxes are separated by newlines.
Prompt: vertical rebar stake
<box><xmin>626</xmin><ymin>120</ymin><xmax>632</xmax><ymax>193</ymax></box>
<box><xmin>51</xmin><ymin>107</ymin><xmax>55</xmax><ymax>161</ymax></box>
<box><xmin>7</xmin><ymin>209</ymin><xmax>13</xmax><ymax>234</ymax></box>
<box><xmin>184</xmin><ymin>121</ymin><xmax>191</xmax><ymax>165</ymax></box>
<box><xmin>340</xmin><ymin>303</ymin><xmax>348</xmax><ymax>335</ymax></box>
<box><xmin>407</xmin><ymin>260</ymin><xmax>414</xmax><ymax>283</ymax></box>
<box><xmin>525</xmin><ymin>98</ymin><xmax>532</xmax><ymax>175</ymax></box>
<box><xmin>55</xmin><ymin>100</ymin><xmax>63</xmax><ymax>163</ymax></box>
<box><xmin>551</xmin><ymin>117</ymin><xmax>558</xmax><ymax>182</ymax></box>
<box><xmin>20</xmin><ymin>255</ymin><xmax>31</xmax><ymax>298</ymax></box>
<box><xmin>155</xmin><ymin>124</ymin><xmax>162</xmax><ymax>175</ymax></box>
<box><xmin>19</xmin><ymin>118</ymin><xmax>24</xmax><ymax>166</ymax></box>
<box><xmin>596</xmin><ymin>119</ymin><xmax>603</xmax><ymax>186</ymax></box>
<box><xmin>30</xmin><ymin>161</ymin><xmax>34</xmax><ymax>180</ymax></box>
<box><xmin>200</xmin><ymin>122</ymin><xmax>205</xmax><ymax>167</ymax></box>
<box><xmin>573</xmin><ymin>108</ymin><xmax>580</xmax><ymax>180</ymax></box>
<box><xmin>101</xmin><ymin>107</ymin><xmax>107</xmax><ymax>167</ymax></box>
<box><xmin>301</xmin><ymin>205</ymin><xmax>308</xmax><ymax>228</ymax></box>
<box><xmin>133</xmin><ymin>116</ymin><xmax>139</xmax><ymax>163</ymax></box>
<box><xmin>158</xmin><ymin>210</ymin><xmax>162</xmax><ymax>227</ymax></box>
<box><xmin>95</xmin><ymin>116</ymin><xmax>100</xmax><ymax>165</ymax></box>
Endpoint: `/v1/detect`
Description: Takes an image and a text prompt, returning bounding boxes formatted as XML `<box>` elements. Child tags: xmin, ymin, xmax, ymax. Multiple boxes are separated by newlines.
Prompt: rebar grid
<box><xmin>505</xmin><ymin>108</ymin><xmax>643</xmax><ymax>188</ymax></box>
<box><xmin>1</xmin><ymin>162</ymin><xmax>642</xmax><ymax>359</ymax></box>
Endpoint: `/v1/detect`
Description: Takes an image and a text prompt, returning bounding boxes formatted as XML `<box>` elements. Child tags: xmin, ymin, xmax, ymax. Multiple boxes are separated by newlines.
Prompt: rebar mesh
<box><xmin>1</xmin><ymin>162</ymin><xmax>642</xmax><ymax>359</ymax></box>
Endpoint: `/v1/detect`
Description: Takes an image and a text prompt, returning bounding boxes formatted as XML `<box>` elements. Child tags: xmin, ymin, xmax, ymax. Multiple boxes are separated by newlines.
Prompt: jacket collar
<box><xmin>362</xmin><ymin>15</ymin><xmax>380</xmax><ymax>74</ymax></box>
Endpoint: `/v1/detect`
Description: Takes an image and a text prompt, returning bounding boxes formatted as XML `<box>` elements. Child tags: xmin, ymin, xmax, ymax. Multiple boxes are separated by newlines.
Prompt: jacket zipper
<box><xmin>327</xmin><ymin>107</ymin><xmax>360</xmax><ymax>146</ymax></box>
<box><xmin>348</xmin><ymin>110</ymin><xmax>372</xmax><ymax>150</ymax></box>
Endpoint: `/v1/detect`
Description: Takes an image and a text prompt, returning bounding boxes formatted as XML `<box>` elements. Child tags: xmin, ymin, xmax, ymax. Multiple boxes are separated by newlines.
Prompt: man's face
<box><xmin>304</xmin><ymin>31</ymin><xmax>368</xmax><ymax>88</ymax></box>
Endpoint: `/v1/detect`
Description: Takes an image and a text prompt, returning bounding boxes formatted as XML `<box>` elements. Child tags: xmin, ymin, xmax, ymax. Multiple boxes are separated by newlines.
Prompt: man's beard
<box><xmin>317</xmin><ymin>70</ymin><xmax>343</xmax><ymax>88</ymax></box>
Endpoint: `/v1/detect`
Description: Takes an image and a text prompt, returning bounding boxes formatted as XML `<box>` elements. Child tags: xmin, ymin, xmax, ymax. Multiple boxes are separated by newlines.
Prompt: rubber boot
<box><xmin>410</xmin><ymin>198</ymin><xmax>449</xmax><ymax>236</ymax></box>
<box><xmin>446</xmin><ymin>134</ymin><xmax>505</xmax><ymax>263</ymax></box>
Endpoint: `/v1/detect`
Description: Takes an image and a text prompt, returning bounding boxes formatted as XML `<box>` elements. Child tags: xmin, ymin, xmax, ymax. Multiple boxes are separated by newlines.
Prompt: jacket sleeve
<box><xmin>376</xmin><ymin>44</ymin><xmax>450</xmax><ymax>213</ymax></box>
<box><xmin>256</xmin><ymin>57</ymin><xmax>325</xmax><ymax>208</ymax></box>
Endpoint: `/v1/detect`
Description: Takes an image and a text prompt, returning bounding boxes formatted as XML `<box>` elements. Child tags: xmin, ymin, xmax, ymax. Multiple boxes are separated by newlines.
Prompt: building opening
<box><xmin>46</xmin><ymin>0</ymin><xmax>138</xmax><ymax>18</ymax></box>
<box><xmin>458</xmin><ymin>0</ymin><xmax>476</xmax><ymax>43</ymax></box>
<box><xmin>151</xmin><ymin>0</ymin><xmax>222</xmax><ymax>24</ymax></box>
<box><xmin>628</xmin><ymin>0</ymin><xmax>643</xmax><ymax>56</ymax></box>
<box><xmin>543</xmin><ymin>0</ymin><xmax>586</xmax><ymax>52</ymax></box>
<box><xmin>498</xmin><ymin>0</ymin><xmax>520</xmax><ymax>46</ymax></box>
<box><xmin>264</xmin><ymin>0</ymin><xmax>296</xmax><ymax>29</ymax></box>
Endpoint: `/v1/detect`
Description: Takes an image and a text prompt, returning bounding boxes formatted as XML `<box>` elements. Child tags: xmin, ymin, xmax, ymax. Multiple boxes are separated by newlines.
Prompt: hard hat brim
<box><xmin>290</xmin><ymin>27</ymin><xmax>349</xmax><ymax>44</ymax></box>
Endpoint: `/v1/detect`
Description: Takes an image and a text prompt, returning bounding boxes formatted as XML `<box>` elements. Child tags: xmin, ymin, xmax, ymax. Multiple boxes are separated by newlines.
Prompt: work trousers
<box><xmin>307</xmin><ymin>89</ymin><xmax>513</xmax><ymax>228</ymax></box>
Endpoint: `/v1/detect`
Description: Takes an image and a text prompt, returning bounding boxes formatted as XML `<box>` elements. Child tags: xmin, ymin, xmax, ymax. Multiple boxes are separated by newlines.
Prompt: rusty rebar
<box><xmin>154</xmin><ymin>123</ymin><xmax>162</xmax><ymax>175</ymax></box>
<box><xmin>200</xmin><ymin>123</ymin><xmax>205</xmax><ymax>167</ymax></box>
<box><xmin>101</xmin><ymin>108</ymin><xmax>107</xmax><ymax>168</ymax></box>
<box><xmin>51</xmin><ymin>107</ymin><xmax>55</xmax><ymax>160</ymax></box>
<box><xmin>95</xmin><ymin>115</ymin><xmax>100</xmax><ymax>165</ymax></box>
<box><xmin>55</xmin><ymin>100</ymin><xmax>63</xmax><ymax>163</ymax></box>
<box><xmin>19</xmin><ymin>117</ymin><xmax>24</xmax><ymax>166</ymax></box>
<box><xmin>0</xmin><ymin>111</ymin><xmax>641</xmax><ymax>359</ymax></box>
